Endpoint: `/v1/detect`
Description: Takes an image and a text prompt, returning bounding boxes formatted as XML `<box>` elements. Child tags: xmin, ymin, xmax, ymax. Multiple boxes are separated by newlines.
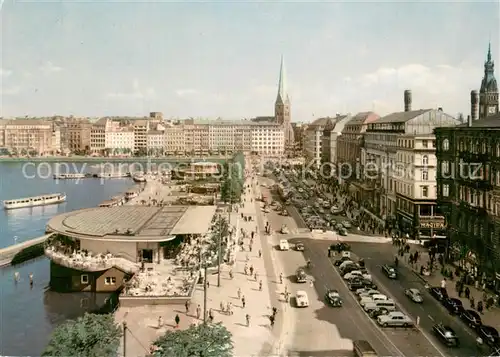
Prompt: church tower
<box><xmin>479</xmin><ymin>42</ymin><xmax>499</xmax><ymax>118</ymax></box>
<box><xmin>274</xmin><ymin>55</ymin><xmax>294</xmax><ymax>149</ymax></box>
<box><xmin>275</xmin><ymin>55</ymin><xmax>291</xmax><ymax>125</ymax></box>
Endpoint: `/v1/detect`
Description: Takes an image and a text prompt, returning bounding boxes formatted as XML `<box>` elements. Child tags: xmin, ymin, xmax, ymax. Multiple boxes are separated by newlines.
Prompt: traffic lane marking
<box><xmin>303</xmin><ymin>241</ymin><xmax>403</xmax><ymax>357</ymax></box>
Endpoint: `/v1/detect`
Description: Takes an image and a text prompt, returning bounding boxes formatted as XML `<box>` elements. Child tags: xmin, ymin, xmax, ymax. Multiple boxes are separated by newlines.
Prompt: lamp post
<box><xmin>200</xmin><ymin>245</ymin><xmax>208</xmax><ymax>324</ymax></box>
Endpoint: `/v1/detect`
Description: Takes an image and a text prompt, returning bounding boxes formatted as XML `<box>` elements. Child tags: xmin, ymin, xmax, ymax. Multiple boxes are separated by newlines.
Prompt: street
<box><xmin>351</xmin><ymin>242</ymin><xmax>481</xmax><ymax>357</ymax></box>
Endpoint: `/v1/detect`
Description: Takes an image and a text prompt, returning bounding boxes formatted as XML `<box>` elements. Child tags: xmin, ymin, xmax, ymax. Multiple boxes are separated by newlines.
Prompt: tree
<box><xmin>42</xmin><ymin>313</ymin><xmax>122</xmax><ymax>357</ymax></box>
<box><xmin>152</xmin><ymin>322</ymin><xmax>233</xmax><ymax>357</ymax></box>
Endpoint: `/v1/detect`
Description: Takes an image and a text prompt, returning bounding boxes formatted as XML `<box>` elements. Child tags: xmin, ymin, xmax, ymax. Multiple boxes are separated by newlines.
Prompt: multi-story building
<box><xmin>90</xmin><ymin>118</ymin><xmax>107</xmax><ymax>155</ymax></box>
<box><xmin>249</xmin><ymin>122</ymin><xmax>284</xmax><ymax>156</ymax></box>
<box><xmin>291</xmin><ymin>123</ymin><xmax>307</xmax><ymax>156</ymax></box>
<box><xmin>0</xmin><ymin>120</ymin><xmax>8</xmax><ymax>148</ymax></box>
<box><xmin>3</xmin><ymin>119</ymin><xmax>54</xmax><ymax>155</ymax></box>
<box><xmin>66</xmin><ymin>118</ymin><xmax>91</xmax><ymax>154</ymax></box>
<box><xmin>104</xmin><ymin>120</ymin><xmax>134</xmax><ymax>155</ymax></box>
<box><xmin>183</xmin><ymin>121</ymin><xmax>210</xmax><ymax>155</ymax></box>
<box><xmin>304</xmin><ymin>116</ymin><xmax>346</xmax><ymax>167</ymax></box>
<box><xmin>147</xmin><ymin>130</ymin><xmax>166</xmax><ymax>155</ymax></box>
<box><xmin>133</xmin><ymin>120</ymin><xmax>149</xmax><ymax>154</ymax></box>
<box><xmin>362</xmin><ymin>90</ymin><xmax>459</xmax><ymax>230</ymax></box>
<box><xmin>435</xmin><ymin>44</ymin><xmax>500</xmax><ymax>289</ymax></box>
<box><xmin>51</xmin><ymin>124</ymin><xmax>61</xmax><ymax>153</ymax></box>
<box><xmin>337</xmin><ymin>112</ymin><xmax>380</xmax><ymax>175</ymax></box>
<box><xmin>164</xmin><ymin>124</ymin><xmax>186</xmax><ymax>155</ymax></box>
<box><xmin>321</xmin><ymin>115</ymin><xmax>351</xmax><ymax>165</ymax></box>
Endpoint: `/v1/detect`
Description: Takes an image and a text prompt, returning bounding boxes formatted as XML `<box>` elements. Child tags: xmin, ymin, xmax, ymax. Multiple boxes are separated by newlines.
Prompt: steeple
<box><xmin>488</xmin><ymin>42</ymin><xmax>492</xmax><ymax>63</ymax></box>
<box><xmin>481</xmin><ymin>42</ymin><xmax>497</xmax><ymax>93</ymax></box>
<box><xmin>276</xmin><ymin>55</ymin><xmax>289</xmax><ymax>104</ymax></box>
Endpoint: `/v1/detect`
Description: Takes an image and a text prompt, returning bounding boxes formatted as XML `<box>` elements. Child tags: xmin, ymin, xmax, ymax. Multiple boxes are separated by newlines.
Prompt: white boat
<box><xmin>3</xmin><ymin>193</ymin><xmax>66</xmax><ymax>210</ymax></box>
<box><xmin>53</xmin><ymin>173</ymin><xmax>87</xmax><ymax>179</ymax></box>
<box><xmin>97</xmin><ymin>172</ymin><xmax>129</xmax><ymax>179</ymax></box>
<box><xmin>132</xmin><ymin>173</ymin><xmax>146</xmax><ymax>182</ymax></box>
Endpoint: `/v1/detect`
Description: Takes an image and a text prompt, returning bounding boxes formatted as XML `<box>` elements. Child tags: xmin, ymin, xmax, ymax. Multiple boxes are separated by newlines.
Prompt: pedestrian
<box><xmin>254</xmin><ymin>271</ymin><xmax>258</xmax><ymax>281</ymax></box>
<box><xmin>227</xmin><ymin>302</ymin><xmax>233</xmax><ymax>315</ymax></box>
<box><xmin>440</xmin><ymin>278</ymin><xmax>446</xmax><ymax>289</ymax></box>
<box><xmin>244</xmin><ymin>264</ymin><xmax>248</xmax><ymax>275</ymax></box>
<box><xmin>284</xmin><ymin>285</ymin><xmax>288</xmax><ymax>295</ymax></box>
<box><xmin>196</xmin><ymin>304</ymin><xmax>201</xmax><ymax>320</ymax></box>
<box><xmin>259</xmin><ymin>249</ymin><xmax>262</xmax><ymax>258</ymax></box>
<box><xmin>259</xmin><ymin>280</ymin><xmax>263</xmax><ymax>291</ymax></box>
<box><xmin>272</xmin><ymin>307</ymin><xmax>278</xmax><ymax>316</ymax></box>
<box><xmin>269</xmin><ymin>314</ymin><xmax>275</xmax><ymax>327</ymax></box>
<box><xmin>229</xmin><ymin>269</ymin><xmax>233</xmax><ymax>279</ymax></box>
<box><xmin>279</xmin><ymin>273</ymin><xmax>283</xmax><ymax>284</ymax></box>
<box><xmin>237</xmin><ymin>287</ymin><xmax>242</xmax><ymax>299</ymax></box>
<box><xmin>246</xmin><ymin>314</ymin><xmax>250</xmax><ymax>327</ymax></box>
<box><xmin>470</xmin><ymin>296</ymin><xmax>475</xmax><ymax>309</ymax></box>
<box><xmin>209</xmin><ymin>309</ymin><xmax>214</xmax><ymax>322</ymax></box>
<box><xmin>220</xmin><ymin>301</ymin><xmax>225</xmax><ymax>313</ymax></box>
<box><xmin>249</xmin><ymin>244</ymin><xmax>253</xmax><ymax>252</ymax></box>
<box><xmin>158</xmin><ymin>316</ymin><xmax>163</xmax><ymax>328</ymax></box>
<box><xmin>242</xmin><ymin>296</ymin><xmax>246</xmax><ymax>308</ymax></box>
<box><xmin>185</xmin><ymin>300</ymin><xmax>190</xmax><ymax>314</ymax></box>
<box><xmin>250</xmin><ymin>265</ymin><xmax>254</xmax><ymax>276</ymax></box>
<box><xmin>175</xmin><ymin>314</ymin><xmax>180</xmax><ymax>328</ymax></box>
<box><xmin>285</xmin><ymin>292</ymin><xmax>289</xmax><ymax>303</ymax></box>
<box><xmin>478</xmin><ymin>301</ymin><xmax>484</xmax><ymax>314</ymax></box>
<box><xmin>246</xmin><ymin>254</ymin><xmax>250</xmax><ymax>262</ymax></box>
<box><xmin>465</xmin><ymin>286</ymin><xmax>471</xmax><ymax>299</ymax></box>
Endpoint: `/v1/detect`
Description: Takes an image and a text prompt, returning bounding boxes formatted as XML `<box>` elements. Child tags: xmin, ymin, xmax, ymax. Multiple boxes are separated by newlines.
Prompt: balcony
<box><xmin>45</xmin><ymin>246</ymin><xmax>140</xmax><ymax>274</ymax></box>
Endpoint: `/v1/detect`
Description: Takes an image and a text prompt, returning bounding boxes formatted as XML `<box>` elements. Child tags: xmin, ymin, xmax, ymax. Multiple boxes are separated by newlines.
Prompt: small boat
<box><xmin>53</xmin><ymin>173</ymin><xmax>87</xmax><ymax>180</ymax></box>
<box><xmin>3</xmin><ymin>193</ymin><xmax>66</xmax><ymax>210</ymax></box>
<box><xmin>132</xmin><ymin>173</ymin><xmax>146</xmax><ymax>183</ymax></box>
<box><xmin>125</xmin><ymin>189</ymin><xmax>140</xmax><ymax>200</ymax></box>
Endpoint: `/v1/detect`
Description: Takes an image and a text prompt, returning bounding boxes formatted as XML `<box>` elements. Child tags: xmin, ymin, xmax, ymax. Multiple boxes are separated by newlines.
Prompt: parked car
<box><xmin>443</xmin><ymin>298</ymin><xmax>464</xmax><ymax>315</ymax></box>
<box><xmin>432</xmin><ymin>323</ymin><xmax>460</xmax><ymax>347</ymax></box>
<box><xmin>279</xmin><ymin>240</ymin><xmax>290</xmax><ymax>251</ymax></box>
<box><xmin>360</xmin><ymin>294</ymin><xmax>388</xmax><ymax>307</ymax></box>
<box><xmin>294</xmin><ymin>242</ymin><xmax>305</xmax><ymax>251</ymax></box>
<box><xmin>340</xmin><ymin>264</ymin><xmax>361</xmax><ymax>275</ymax></box>
<box><xmin>338</xmin><ymin>228</ymin><xmax>348</xmax><ymax>236</ymax></box>
<box><xmin>369</xmin><ymin>307</ymin><xmax>390</xmax><ymax>319</ymax></box>
<box><xmin>381</xmin><ymin>264</ymin><xmax>397</xmax><ymax>279</ymax></box>
<box><xmin>330</xmin><ymin>242</ymin><xmax>350</xmax><ymax>252</ymax></box>
<box><xmin>404</xmin><ymin>288</ymin><xmax>423</xmax><ymax>303</ymax></box>
<box><xmin>460</xmin><ymin>309</ymin><xmax>482</xmax><ymax>328</ymax></box>
<box><xmin>377</xmin><ymin>311</ymin><xmax>413</xmax><ymax>328</ymax></box>
<box><xmin>296</xmin><ymin>290</ymin><xmax>309</xmax><ymax>307</ymax></box>
<box><xmin>296</xmin><ymin>268</ymin><xmax>307</xmax><ymax>283</ymax></box>
<box><xmin>429</xmin><ymin>287</ymin><xmax>448</xmax><ymax>301</ymax></box>
<box><xmin>344</xmin><ymin>270</ymin><xmax>371</xmax><ymax>281</ymax></box>
<box><xmin>334</xmin><ymin>256</ymin><xmax>352</xmax><ymax>266</ymax></box>
<box><xmin>325</xmin><ymin>289</ymin><xmax>343</xmax><ymax>307</ymax></box>
<box><xmin>477</xmin><ymin>325</ymin><xmax>499</xmax><ymax>346</ymax></box>
<box><xmin>358</xmin><ymin>290</ymin><xmax>381</xmax><ymax>299</ymax></box>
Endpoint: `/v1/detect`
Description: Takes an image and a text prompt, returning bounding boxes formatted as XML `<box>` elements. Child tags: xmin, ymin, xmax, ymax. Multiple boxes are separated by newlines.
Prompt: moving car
<box><xmin>353</xmin><ymin>340</ymin><xmax>377</xmax><ymax>357</ymax></box>
<box><xmin>443</xmin><ymin>298</ymin><xmax>464</xmax><ymax>315</ymax></box>
<box><xmin>325</xmin><ymin>289</ymin><xmax>343</xmax><ymax>307</ymax></box>
<box><xmin>377</xmin><ymin>311</ymin><xmax>413</xmax><ymax>327</ymax></box>
<box><xmin>477</xmin><ymin>325</ymin><xmax>499</xmax><ymax>346</ymax></box>
<box><xmin>295</xmin><ymin>242</ymin><xmax>305</xmax><ymax>251</ymax></box>
<box><xmin>381</xmin><ymin>264</ymin><xmax>397</xmax><ymax>279</ymax></box>
<box><xmin>432</xmin><ymin>323</ymin><xmax>459</xmax><ymax>347</ymax></box>
<box><xmin>404</xmin><ymin>288</ymin><xmax>423</xmax><ymax>303</ymax></box>
<box><xmin>295</xmin><ymin>290</ymin><xmax>309</xmax><ymax>307</ymax></box>
<box><xmin>296</xmin><ymin>268</ymin><xmax>307</xmax><ymax>283</ymax></box>
<box><xmin>460</xmin><ymin>309</ymin><xmax>482</xmax><ymax>328</ymax></box>
<box><xmin>279</xmin><ymin>239</ymin><xmax>290</xmax><ymax>251</ymax></box>
<box><xmin>429</xmin><ymin>287</ymin><xmax>448</xmax><ymax>301</ymax></box>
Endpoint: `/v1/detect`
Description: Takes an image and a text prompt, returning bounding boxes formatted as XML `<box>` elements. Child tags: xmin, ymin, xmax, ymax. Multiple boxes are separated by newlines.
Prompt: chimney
<box><xmin>404</xmin><ymin>90</ymin><xmax>412</xmax><ymax>112</ymax></box>
<box><xmin>470</xmin><ymin>90</ymin><xmax>479</xmax><ymax>121</ymax></box>
<box><xmin>467</xmin><ymin>115</ymin><xmax>472</xmax><ymax>127</ymax></box>
<box><xmin>438</xmin><ymin>107</ymin><xmax>443</xmax><ymax>112</ymax></box>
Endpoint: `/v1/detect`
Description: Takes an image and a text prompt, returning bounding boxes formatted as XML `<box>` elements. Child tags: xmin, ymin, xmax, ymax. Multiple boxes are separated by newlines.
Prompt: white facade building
<box><xmin>147</xmin><ymin>131</ymin><xmax>166</xmax><ymax>153</ymax></box>
<box><xmin>250</xmin><ymin>122</ymin><xmax>284</xmax><ymax>156</ymax></box>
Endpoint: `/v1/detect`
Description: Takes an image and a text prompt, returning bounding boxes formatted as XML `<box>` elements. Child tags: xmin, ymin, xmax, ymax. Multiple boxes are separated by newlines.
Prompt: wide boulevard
<box><xmin>259</xmin><ymin>176</ymin><xmax>480</xmax><ymax>357</ymax></box>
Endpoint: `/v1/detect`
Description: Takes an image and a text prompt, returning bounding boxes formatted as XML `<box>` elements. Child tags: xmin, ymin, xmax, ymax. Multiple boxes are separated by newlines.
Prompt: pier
<box><xmin>0</xmin><ymin>233</ymin><xmax>54</xmax><ymax>267</ymax></box>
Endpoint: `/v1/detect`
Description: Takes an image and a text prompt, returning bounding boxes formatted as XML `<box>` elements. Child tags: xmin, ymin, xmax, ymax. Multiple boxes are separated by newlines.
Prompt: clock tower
<box><xmin>479</xmin><ymin>42</ymin><xmax>499</xmax><ymax>118</ymax></box>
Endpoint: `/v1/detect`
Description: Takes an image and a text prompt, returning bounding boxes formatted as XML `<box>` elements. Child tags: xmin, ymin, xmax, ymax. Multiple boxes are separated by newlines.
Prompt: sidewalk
<box><xmin>397</xmin><ymin>245</ymin><xmax>500</xmax><ymax>332</ymax></box>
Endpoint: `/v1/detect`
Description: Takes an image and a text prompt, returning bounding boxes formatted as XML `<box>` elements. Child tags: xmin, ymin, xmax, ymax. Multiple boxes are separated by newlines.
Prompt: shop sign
<box><xmin>420</xmin><ymin>222</ymin><xmax>445</xmax><ymax>229</ymax></box>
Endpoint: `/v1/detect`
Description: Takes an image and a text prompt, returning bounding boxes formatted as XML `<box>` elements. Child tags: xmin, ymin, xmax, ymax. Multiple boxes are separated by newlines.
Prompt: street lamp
<box><xmin>199</xmin><ymin>242</ymin><xmax>209</xmax><ymax>324</ymax></box>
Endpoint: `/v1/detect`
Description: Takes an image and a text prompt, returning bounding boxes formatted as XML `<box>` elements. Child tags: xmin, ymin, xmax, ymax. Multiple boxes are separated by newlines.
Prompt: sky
<box><xmin>0</xmin><ymin>0</ymin><xmax>499</xmax><ymax>121</ymax></box>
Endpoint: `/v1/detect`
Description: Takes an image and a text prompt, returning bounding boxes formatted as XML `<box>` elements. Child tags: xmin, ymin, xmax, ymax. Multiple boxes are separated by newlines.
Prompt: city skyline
<box><xmin>1</xmin><ymin>1</ymin><xmax>499</xmax><ymax>120</ymax></box>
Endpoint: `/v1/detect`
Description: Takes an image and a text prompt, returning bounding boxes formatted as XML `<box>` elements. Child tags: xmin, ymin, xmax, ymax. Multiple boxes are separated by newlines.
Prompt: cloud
<box><xmin>0</xmin><ymin>68</ymin><xmax>12</xmax><ymax>77</ymax></box>
<box><xmin>40</xmin><ymin>61</ymin><xmax>63</xmax><ymax>74</ymax></box>
<box><xmin>107</xmin><ymin>80</ymin><xmax>156</xmax><ymax>99</ymax></box>
<box><xmin>175</xmin><ymin>89</ymin><xmax>199</xmax><ymax>97</ymax></box>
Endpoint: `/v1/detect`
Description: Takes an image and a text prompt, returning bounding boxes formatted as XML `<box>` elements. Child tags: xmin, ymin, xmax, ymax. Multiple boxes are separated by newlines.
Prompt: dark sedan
<box><xmin>477</xmin><ymin>325</ymin><xmax>499</xmax><ymax>346</ymax></box>
<box><xmin>433</xmin><ymin>323</ymin><xmax>460</xmax><ymax>347</ymax></box>
<box><xmin>443</xmin><ymin>298</ymin><xmax>464</xmax><ymax>315</ymax></box>
<box><xmin>429</xmin><ymin>287</ymin><xmax>448</xmax><ymax>301</ymax></box>
<box><xmin>325</xmin><ymin>289</ymin><xmax>343</xmax><ymax>307</ymax></box>
<box><xmin>460</xmin><ymin>309</ymin><xmax>482</xmax><ymax>329</ymax></box>
<box><xmin>330</xmin><ymin>242</ymin><xmax>350</xmax><ymax>252</ymax></box>
<box><xmin>348</xmin><ymin>277</ymin><xmax>377</xmax><ymax>291</ymax></box>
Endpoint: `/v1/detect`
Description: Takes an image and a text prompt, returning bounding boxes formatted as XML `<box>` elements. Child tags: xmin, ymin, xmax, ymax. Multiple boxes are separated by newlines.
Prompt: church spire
<box><xmin>276</xmin><ymin>55</ymin><xmax>289</xmax><ymax>104</ymax></box>
<box><xmin>488</xmin><ymin>41</ymin><xmax>492</xmax><ymax>63</ymax></box>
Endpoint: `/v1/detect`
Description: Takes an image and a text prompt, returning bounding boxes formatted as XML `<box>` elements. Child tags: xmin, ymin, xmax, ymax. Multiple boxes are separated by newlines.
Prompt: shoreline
<box><xmin>0</xmin><ymin>156</ymin><xmax>230</xmax><ymax>163</ymax></box>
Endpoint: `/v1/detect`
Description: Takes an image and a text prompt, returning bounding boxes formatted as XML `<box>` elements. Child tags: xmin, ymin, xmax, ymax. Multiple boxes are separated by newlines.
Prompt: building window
<box><xmin>443</xmin><ymin>184</ymin><xmax>450</xmax><ymax>197</ymax></box>
<box><xmin>422</xmin><ymin>155</ymin><xmax>429</xmax><ymax>165</ymax></box>
<box><xmin>81</xmin><ymin>274</ymin><xmax>89</xmax><ymax>284</ymax></box>
<box><xmin>422</xmin><ymin>140</ymin><xmax>428</xmax><ymax>148</ymax></box>
<box><xmin>442</xmin><ymin>139</ymin><xmax>450</xmax><ymax>151</ymax></box>
<box><xmin>422</xmin><ymin>170</ymin><xmax>428</xmax><ymax>180</ymax></box>
<box><xmin>422</xmin><ymin>186</ymin><xmax>429</xmax><ymax>197</ymax></box>
<box><xmin>105</xmin><ymin>277</ymin><xmax>117</xmax><ymax>285</ymax></box>
<box><xmin>441</xmin><ymin>161</ymin><xmax>450</xmax><ymax>174</ymax></box>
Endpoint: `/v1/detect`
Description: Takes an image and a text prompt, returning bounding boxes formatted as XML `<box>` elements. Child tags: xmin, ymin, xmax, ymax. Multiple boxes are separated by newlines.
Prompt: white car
<box><xmin>359</xmin><ymin>294</ymin><xmax>388</xmax><ymax>306</ymax></box>
<box><xmin>358</xmin><ymin>290</ymin><xmax>381</xmax><ymax>299</ymax></box>
<box><xmin>404</xmin><ymin>288</ymin><xmax>424</xmax><ymax>303</ymax></box>
<box><xmin>377</xmin><ymin>311</ymin><xmax>413</xmax><ymax>327</ymax></box>
<box><xmin>295</xmin><ymin>290</ymin><xmax>309</xmax><ymax>307</ymax></box>
<box><xmin>279</xmin><ymin>239</ymin><xmax>290</xmax><ymax>251</ymax></box>
<box><xmin>343</xmin><ymin>270</ymin><xmax>372</xmax><ymax>281</ymax></box>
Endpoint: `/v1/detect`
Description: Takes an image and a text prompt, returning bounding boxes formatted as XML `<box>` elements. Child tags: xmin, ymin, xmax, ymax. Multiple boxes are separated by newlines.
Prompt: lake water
<box><xmin>0</xmin><ymin>161</ymin><xmax>136</xmax><ymax>356</ymax></box>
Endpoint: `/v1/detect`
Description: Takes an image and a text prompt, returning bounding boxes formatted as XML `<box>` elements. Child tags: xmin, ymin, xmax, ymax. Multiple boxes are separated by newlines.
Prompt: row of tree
<box><xmin>43</xmin><ymin>313</ymin><xmax>233</xmax><ymax>357</ymax></box>
<box><xmin>220</xmin><ymin>152</ymin><xmax>245</xmax><ymax>204</ymax></box>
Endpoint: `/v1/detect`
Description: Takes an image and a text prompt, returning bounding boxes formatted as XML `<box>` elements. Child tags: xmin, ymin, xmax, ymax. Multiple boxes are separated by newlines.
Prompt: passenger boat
<box><xmin>132</xmin><ymin>173</ymin><xmax>146</xmax><ymax>182</ymax></box>
<box><xmin>53</xmin><ymin>173</ymin><xmax>87</xmax><ymax>180</ymax></box>
<box><xmin>96</xmin><ymin>172</ymin><xmax>129</xmax><ymax>179</ymax></box>
<box><xmin>3</xmin><ymin>193</ymin><xmax>66</xmax><ymax>210</ymax></box>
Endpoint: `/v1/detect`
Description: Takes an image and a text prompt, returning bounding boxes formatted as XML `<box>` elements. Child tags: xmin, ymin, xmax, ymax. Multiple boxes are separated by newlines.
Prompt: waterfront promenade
<box><xmin>0</xmin><ymin>233</ymin><xmax>54</xmax><ymax>267</ymax></box>
<box><xmin>114</xmin><ymin>175</ymin><xmax>284</xmax><ymax>356</ymax></box>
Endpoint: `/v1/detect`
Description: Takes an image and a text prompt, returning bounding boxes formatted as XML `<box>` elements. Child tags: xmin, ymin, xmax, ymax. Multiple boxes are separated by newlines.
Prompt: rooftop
<box><xmin>375</xmin><ymin>109</ymin><xmax>431</xmax><ymax>124</ymax></box>
<box><xmin>46</xmin><ymin>205</ymin><xmax>217</xmax><ymax>242</ymax></box>
<box><xmin>455</xmin><ymin>113</ymin><xmax>500</xmax><ymax>128</ymax></box>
